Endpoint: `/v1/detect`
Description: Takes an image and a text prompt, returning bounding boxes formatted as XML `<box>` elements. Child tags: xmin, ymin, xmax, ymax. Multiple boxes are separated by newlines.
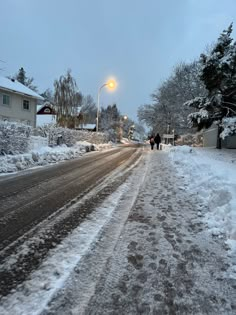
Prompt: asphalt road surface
<box><xmin>1</xmin><ymin>147</ymin><xmax>236</xmax><ymax>315</ymax></box>
<box><xmin>0</xmin><ymin>145</ymin><xmax>142</xmax><ymax>296</ymax></box>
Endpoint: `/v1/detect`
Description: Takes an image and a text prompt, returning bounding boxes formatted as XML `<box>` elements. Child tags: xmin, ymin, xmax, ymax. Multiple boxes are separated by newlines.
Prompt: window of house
<box><xmin>2</xmin><ymin>94</ymin><xmax>10</xmax><ymax>106</ymax></box>
<box><xmin>23</xmin><ymin>99</ymin><xmax>30</xmax><ymax>111</ymax></box>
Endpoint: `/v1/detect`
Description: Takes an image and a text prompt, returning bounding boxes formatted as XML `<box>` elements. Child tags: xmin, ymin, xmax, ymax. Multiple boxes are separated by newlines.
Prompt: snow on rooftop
<box><xmin>0</xmin><ymin>77</ymin><xmax>44</xmax><ymax>100</ymax></box>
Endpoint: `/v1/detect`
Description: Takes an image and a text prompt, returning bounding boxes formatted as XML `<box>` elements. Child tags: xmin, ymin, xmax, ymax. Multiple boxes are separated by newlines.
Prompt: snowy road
<box><xmin>39</xmin><ymin>149</ymin><xmax>235</xmax><ymax>315</ymax></box>
<box><xmin>1</xmin><ymin>147</ymin><xmax>236</xmax><ymax>314</ymax></box>
<box><xmin>0</xmin><ymin>146</ymin><xmax>142</xmax><ymax>297</ymax></box>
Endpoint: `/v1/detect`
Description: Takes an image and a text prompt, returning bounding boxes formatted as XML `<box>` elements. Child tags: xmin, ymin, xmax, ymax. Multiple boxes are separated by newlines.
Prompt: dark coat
<box><xmin>154</xmin><ymin>134</ymin><xmax>161</xmax><ymax>144</ymax></box>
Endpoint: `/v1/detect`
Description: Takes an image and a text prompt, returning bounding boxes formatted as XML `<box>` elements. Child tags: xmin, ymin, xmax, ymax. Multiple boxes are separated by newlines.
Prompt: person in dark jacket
<box><xmin>154</xmin><ymin>133</ymin><xmax>161</xmax><ymax>150</ymax></box>
<box><xmin>149</xmin><ymin>135</ymin><xmax>155</xmax><ymax>150</ymax></box>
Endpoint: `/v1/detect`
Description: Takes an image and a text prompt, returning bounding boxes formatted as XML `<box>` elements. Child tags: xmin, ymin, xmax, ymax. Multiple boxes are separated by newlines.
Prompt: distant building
<box><xmin>0</xmin><ymin>77</ymin><xmax>43</xmax><ymax>127</ymax></box>
<box><xmin>37</xmin><ymin>102</ymin><xmax>56</xmax><ymax>126</ymax></box>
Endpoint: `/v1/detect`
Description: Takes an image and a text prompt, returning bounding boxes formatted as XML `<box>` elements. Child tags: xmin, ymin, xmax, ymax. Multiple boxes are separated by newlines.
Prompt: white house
<box><xmin>0</xmin><ymin>77</ymin><xmax>44</xmax><ymax>128</ymax></box>
<box><xmin>37</xmin><ymin>103</ymin><xmax>56</xmax><ymax>126</ymax></box>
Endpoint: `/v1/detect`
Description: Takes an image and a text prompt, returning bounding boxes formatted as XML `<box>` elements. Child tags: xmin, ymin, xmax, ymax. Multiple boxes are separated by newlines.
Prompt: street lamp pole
<box><xmin>96</xmin><ymin>80</ymin><xmax>116</xmax><ymax>132</ymax></box>
<box><xmin>96</xmin><ymin>83</ymin><xmax>107</xmax><ymax>132</ymax></box>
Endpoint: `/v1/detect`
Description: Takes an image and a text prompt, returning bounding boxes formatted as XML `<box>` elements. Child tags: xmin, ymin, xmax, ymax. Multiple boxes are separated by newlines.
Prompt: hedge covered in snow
<box><xmin>34</xmin><ymin>125</ymin><xmax>109</xmax><ymax>147</ymax></box>
<box><xmin>0</xmin><ymin>123</ymin><xmax>112</xmax><ymax>173</ymax></box>
<box><xmin>175</xmin><ymin>133</ymin><xmax>203</xmax><ymax>147</ymax></box>
<box><xmin>0</xmin><ymin>122</ymin><xmax>31</xmax><ymax>155</ymax></box>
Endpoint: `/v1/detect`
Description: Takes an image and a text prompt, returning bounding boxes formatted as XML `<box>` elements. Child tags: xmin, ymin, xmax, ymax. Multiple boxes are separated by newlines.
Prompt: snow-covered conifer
<box><xmin>186</xmin><ymin>24</ymin><xmax>236</xmax><ymax>148</ymax></box>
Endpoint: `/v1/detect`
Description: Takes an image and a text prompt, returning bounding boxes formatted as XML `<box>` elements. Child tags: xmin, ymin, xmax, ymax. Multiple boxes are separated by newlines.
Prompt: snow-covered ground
<box><xmin>0</xmin><ymin>140</ymin><xmax>113</xmax><ymax>174</ymax></box>
<box><xmin>169</xmin><ymin>146</ymin><xmax>236</xmax><ymax>260</ymax></box>
<box><xmin>1</xmin><ymin>145</ymin><xmax>236</xmax><ymax>314</ymax></box>
<box><xmin>0</xmin><ymin>149</ymin><xmax>144</xmax><ymax>315</ymax></box>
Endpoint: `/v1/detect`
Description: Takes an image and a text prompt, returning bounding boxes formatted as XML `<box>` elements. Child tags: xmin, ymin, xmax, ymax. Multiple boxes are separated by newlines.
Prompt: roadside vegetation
<box><xmin>138</xmin><ymin>24</ymin><xmax>236</xmax><ymax>148</ymax></box>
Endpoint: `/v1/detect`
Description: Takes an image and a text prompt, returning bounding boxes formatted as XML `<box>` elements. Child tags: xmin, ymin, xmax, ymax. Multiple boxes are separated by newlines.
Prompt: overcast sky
<box><xmin>1</xmin><ymin>0</ymin><xmax>236</xmax><ymax>122</ymax></box>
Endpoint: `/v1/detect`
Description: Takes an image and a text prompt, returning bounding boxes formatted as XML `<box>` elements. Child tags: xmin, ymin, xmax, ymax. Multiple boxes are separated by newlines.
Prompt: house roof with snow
<box><xmin>0</xmin><ymin>76</ymin><xmax>44</xmax><ymax>100</ymax></box>
<box><xmin>37</xmin><ymin>103</ymin><xmax>56</xmax><ymax>115</ymax></box>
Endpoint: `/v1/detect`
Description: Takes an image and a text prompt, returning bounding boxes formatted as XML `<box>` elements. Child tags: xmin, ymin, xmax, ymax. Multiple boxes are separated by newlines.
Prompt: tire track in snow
<box><xmin>0</xmin><ymin>151</ymin><xmax>148</xmax><ymax>315</ymax></box>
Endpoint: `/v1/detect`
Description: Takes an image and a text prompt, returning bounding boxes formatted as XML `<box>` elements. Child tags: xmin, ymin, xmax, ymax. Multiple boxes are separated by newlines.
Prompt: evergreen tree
<box><xmin>187</xmin><ymin>24</ymin><xmax>236</xmax><ymax>148</ymax></box>
<box><xmin>10</xmin><ymin>67</ymin><xmax>38</xmax><ymax>92</ymax></box>
<box><xmin>100</xmin><ymin>104</ymin><xmax>121</xmax><ymax>140</ymax></box>
<box><xmin>16</xmin><ymin>67</ymin><xmax>26</xmax><ymax>84</ymax></box>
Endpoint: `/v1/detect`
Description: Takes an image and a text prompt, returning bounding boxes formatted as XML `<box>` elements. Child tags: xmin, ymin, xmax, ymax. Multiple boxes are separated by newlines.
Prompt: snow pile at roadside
<box><xmin>0</xmin><ymin>141</ymin><xmax>113</xmax><ymax>174</ymax></box>
<box><xmin>169</xmin><ymin>146</ymin><xmax>236</xmax><ymax>257</ymax></box>
<box><xmin>120</xmin><ymin>138</ymin><xmax>130</xmax><ymax>144</ymax></box>
<box><xmin>161</xmin><ymin>143</ymin><xmax>173</xmax><ymax>152</ymax></box>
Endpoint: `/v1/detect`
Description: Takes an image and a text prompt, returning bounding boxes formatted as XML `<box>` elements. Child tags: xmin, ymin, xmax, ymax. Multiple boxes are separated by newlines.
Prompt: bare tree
<box><xmin>138</xmin><ymin>61</ymin><xmax>206</xmax><ymax>135</ymax></box>
<box><xmin>40</xmin><ymin>89</ymin><xmax>54</xmax><ymax>103</ymax></box>
<box><xmin>79</xmin><ymin>94</ymin><xmax>97</xmax><ymax>124</ymax></box>
<box><xmin>54</xmin><ymin>70</ymin><xmax>82</xmax><ymax>128</ymax></box>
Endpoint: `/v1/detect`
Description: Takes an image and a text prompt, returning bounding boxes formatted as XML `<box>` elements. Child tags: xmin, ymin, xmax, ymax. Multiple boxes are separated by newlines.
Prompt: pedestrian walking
<box><xmin>149</xmin><ymin>135</ymin><xmax>155</xmax><ymax>150</ymax></box>
<box><xmin>154</xmin><ymin>133</ymin><xmax>161</xmax><ymax>150</ymax></box>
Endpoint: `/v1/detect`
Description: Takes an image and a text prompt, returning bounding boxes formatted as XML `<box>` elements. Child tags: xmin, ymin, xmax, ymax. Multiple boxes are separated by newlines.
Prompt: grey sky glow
<box><xmin>1</xmin><ymin>0</ymin><xmax>236</xmax><ymax>121</ymax></box>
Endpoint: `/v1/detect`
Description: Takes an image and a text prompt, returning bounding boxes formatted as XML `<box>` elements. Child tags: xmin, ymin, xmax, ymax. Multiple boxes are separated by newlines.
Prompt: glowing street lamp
<box><xmin>107</xmin><ymin>80</ymin><xmax>115</xmax><ymax>89</ymax></box>
<box><xmin>96</xmin><ymin>79</ymin><xmax>116</xmax><ymax>132</ymax></box>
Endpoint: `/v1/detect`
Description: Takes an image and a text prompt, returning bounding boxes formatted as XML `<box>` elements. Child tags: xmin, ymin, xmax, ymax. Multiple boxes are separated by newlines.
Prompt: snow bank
<box><xmin>169</xmin><ymin>146</ymin><xmax>236</xmax><ymax>258</ymax></box>
<box><xmin>160</xmin><ymin>143</ymin><xmax>173</xmax><ymax>152</ymax></box>
<box><xmin>0</xmin><ymin>140</ymin><xmax>113</xmax><ymax>174</ymax></box>
<box><xmin>120</xmin><ymin>138</ymin><xmax>130</xmax><ymax>144</ymax></box>
<box><xmin>0</xmin><ymin>122</ymin><xmax>113</xmax><ymax>174</ymax></box>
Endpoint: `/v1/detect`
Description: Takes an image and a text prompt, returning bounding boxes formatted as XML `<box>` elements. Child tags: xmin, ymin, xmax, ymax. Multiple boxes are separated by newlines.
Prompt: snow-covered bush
<box><xmin>74</xmin><ymin>130</ymin><xmax>109</xmax><ymax>144</ymax></box>
<box><xmin>34</xmin><ymin>125</ymin><xmax>109</xmax><ymax>147</ymax></box>
<box><xmin>0</xmin><ymin>121</ymin><xmax>31</xmax><ymax>155</ymax></box>
<box><xmin>33</xmin><ymin>124</ymin><xmax>55</xmax><ymax>138</ymax></box>
<box><xmin>29</xmin><ymin>136</ymin><xmax>48</xmax><ymax>150</ymax></box>
<box><xmin>175</xmin><ymin>133</ymin><xmax>203</xmax><ymax>146</ymax></box>
<box><xmin>220</xmin><ymin>117</ymin><xmax>236</xmax><ymax>139</ymax></box>
<box><xmin>47</xmin><ymin>127</ymin><xmax>77</xmax><ymax>147</ymax></box>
